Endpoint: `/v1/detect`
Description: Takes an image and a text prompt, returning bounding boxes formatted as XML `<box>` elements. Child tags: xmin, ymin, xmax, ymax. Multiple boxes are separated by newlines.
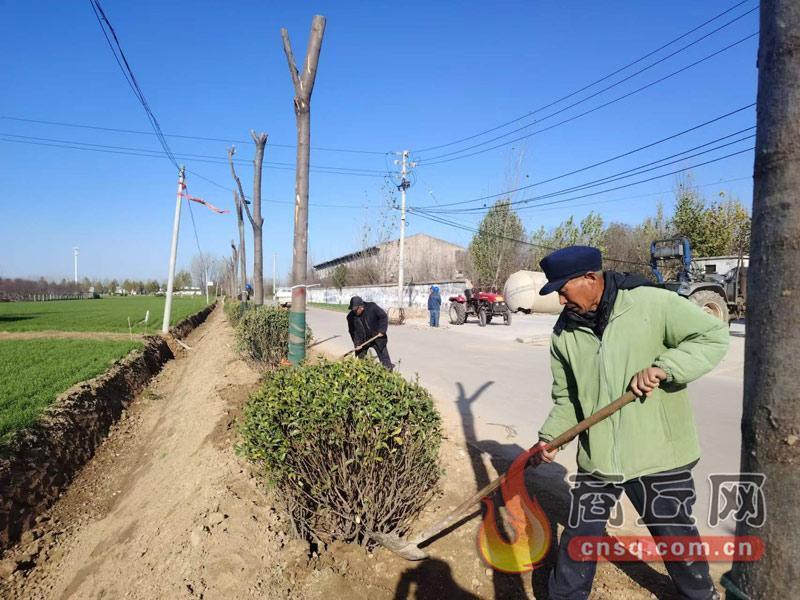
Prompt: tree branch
<box><xmin>228</xmin><ymin>145</ymin><xmax>255</xmax><ymax>226</ymax></box>
<box><xmin>250</xmin><ymin>130</ymin><xmax>268</xmax><ymax>228</ymax></box>
<box><xmin>280</xmin><ymin>28</ymin><xmax>301</xmax><ymax>93</ymax></box>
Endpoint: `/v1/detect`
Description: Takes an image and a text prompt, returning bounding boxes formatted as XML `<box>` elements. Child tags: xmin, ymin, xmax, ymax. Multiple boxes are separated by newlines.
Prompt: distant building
<box><xmin>314</xmin><ymin>233</ymin><xmax>467</xmax><ymax>284</ymax></box>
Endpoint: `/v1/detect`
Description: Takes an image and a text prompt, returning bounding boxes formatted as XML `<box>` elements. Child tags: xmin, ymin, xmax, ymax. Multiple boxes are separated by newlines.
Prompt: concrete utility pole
<box><xmin>395</xmin><ymin>150</ymin><xmax>415</xmax><ymax>308</ymax></box>
<box><xmin>724</xmin><ymin>1</ymin><xmax>800</xmax><ymax>598</ymax></box>
<box><xmin>281</xmin><ymin>14</ymin><xmax>326</xmax><ymax>365</ymax></box>
<box><xmin>273</xmin><ymin>252</ymin><xmax>277</xmax><ymax>299</ymax></box>
<box><xmin>162</xmin><ymin>166</ymin><xmax>186</xmax><ymax>334</ymax></box>
<box><xmin>73</xmin><ymin>247</ymin><xmax>79</xmax><ymax>284</ymax></box>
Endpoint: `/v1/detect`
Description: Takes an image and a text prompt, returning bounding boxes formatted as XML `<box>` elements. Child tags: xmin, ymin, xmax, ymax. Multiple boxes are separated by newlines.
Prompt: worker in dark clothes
<box><xmin>346</xmin><ymin>296</ymin><xmax>394</xmax><ymax>370</ymax></box>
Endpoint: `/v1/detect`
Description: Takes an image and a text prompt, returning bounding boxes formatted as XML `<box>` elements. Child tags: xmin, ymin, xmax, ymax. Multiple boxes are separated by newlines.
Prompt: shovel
<box><xmin>341</xmin><ymin>334</ymin><xmax>383</xmax><ymax>358</ymax></box>
<box><xmin>370</xmin><ymin>389</ymin><xmax>638</xmax><ymax>560</ymax></box>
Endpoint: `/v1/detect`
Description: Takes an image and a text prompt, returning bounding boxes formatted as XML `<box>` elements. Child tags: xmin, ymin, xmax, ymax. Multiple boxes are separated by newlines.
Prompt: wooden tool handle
<box><xmin>412</xmin><ymin>390</ymin><xmax>638</xmax><ymax>544</ymax></box>
<box><xmin>341</xmin><ymin>333</ymin><xmax>383</xmax><ymax>357</ymax></box>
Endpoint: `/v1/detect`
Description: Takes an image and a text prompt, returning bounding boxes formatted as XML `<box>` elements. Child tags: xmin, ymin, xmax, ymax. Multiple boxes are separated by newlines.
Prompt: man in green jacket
<box><xmin>532</xmin><ymin>246</ymin><xmax>729</xmax><ymax>600</ymax></box>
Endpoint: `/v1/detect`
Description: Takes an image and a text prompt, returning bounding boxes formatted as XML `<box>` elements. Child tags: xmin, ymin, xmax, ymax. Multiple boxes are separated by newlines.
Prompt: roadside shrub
<box><xmin>224</xmin><ymin>299</ymin><xmax>247</xmax><ymax>326</ymax></box>
<box><xmin>238</xmin><ymin>358</ymin><xmax>442</xmax><ymax>545</ymax></box>
<box><xmin>235</xmin><ymin>305</ymin><xmax>312</xmax><ymax>367</ymax></box>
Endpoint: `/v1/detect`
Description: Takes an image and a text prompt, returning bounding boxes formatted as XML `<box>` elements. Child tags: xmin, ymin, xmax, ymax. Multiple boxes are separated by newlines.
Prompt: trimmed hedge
<box><xmin>238</xmin><ymin>358</ymin><xmax>442</xmax><ymax>544</ymax></box>
<box><xmin>223</xmin><ymin>299</ymin><xmax>247</xmax><ymax>326</ymax></box>
<box><xmin>234</xmin><ymin>305</ymin><xmax>312</xmax><ymax>368</ymax></box>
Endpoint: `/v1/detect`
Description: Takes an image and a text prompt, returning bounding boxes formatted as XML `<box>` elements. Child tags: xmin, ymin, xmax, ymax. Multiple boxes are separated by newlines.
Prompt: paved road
<box><xmin>308</xmin><ymin>307</ymin><xmax>745</xmax><ymax>536</ymax></box>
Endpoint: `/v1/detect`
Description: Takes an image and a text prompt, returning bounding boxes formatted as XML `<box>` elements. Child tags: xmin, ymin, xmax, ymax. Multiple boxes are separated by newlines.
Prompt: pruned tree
<box><xmin>281</xmin><ymin>14</ymin><xmax>326</xmax><ymax>364</ymax></box>
<box><xmin>230</xmin><ymin>241</ymin><xmax>239</xmax><ymax>298</ymax></box>
<box><xmin>228</xmin><ymin>139</ymin><xmax>269</xmax><ymax>304</ymax></box>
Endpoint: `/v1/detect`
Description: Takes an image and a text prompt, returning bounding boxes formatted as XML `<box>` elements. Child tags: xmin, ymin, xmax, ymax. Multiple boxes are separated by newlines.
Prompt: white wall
<box><xmin>308</xmin><ymin>280</ymin><xmax>469</xmax><ymax>309</ymax></box>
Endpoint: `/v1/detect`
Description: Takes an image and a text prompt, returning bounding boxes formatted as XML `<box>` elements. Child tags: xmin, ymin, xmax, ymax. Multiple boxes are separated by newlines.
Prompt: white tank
<box><xmin>503</xmin><ymin>270</ymin><xmax>562</xmax><ymax>314</ymax></box>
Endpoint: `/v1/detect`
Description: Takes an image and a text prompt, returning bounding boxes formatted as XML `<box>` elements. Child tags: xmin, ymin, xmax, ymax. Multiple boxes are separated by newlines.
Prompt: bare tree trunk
<box><xmin>725</xmin><ymin>2</ymin><xmax>800</xmax><ymax>598</ymax></box>
<box><xmin>281</xmin><ymin>14</ymin><xmax>326</xmax><ymax>364</ymax></box>
<box><xmin>230</xmin><ymin>241</ymin><xmax>239</xmax><ymax>298</ymax></box>
<box><xmin>251</xmin><ymin>131</ymin><xmax>268</xmax><ymax>305</ymax></box>
<box><xmin>228</xmin><ymin>148</ymin><xmax>249</xmax><ymax>301</ymax></box>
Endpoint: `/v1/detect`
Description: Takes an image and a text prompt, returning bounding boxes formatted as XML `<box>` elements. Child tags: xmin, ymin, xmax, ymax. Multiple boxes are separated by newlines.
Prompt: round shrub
<box><xmin>235</xmin><ymin>305</ymin><xmax>311</xmax><ymax>368</ymax></box>
<box><xmin>238</xmin><ymin>358</ymin><xmax>442</xmax><ymax>545</ymax></box>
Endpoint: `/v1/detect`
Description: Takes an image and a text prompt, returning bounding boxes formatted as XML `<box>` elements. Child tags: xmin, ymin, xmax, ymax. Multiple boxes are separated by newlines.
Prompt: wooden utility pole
<box><xmin>281</xmin><ymin>14</ymin><xmax>326</xmax><ymax>365</ymax></box>
<box><xmin>724</xmin><ymin>1</ymin><xmax>800</xmax><ymax>598</ymax></box>
<box><xmin>250</xmin><ymin>131</ymin><xmax>268</xmax><ymax>305</ymax></box>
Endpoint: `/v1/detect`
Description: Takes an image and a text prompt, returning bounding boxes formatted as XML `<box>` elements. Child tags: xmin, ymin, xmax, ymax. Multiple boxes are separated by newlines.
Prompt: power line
<box><xmin>0</xmin><ymin>135</ymin><xmax>389</xmax><ymax>178</ymax></box>
<box><xmin>414</xmin><ymin>104</ymin><xmax>755</xmax><ymax>210</ymax></box>
<box><xmin>0</xmin><ymin>115</ymin><xmax>390</xmax><ymax>156</ymax></box>
<box><xmin>404</xmin><ymin>206</ymin><xmax>651</xmax><ymax>268</ymax></box>
<box><xmin>88</xmin><ymin>0</ymin><xmax>179</xmax><ymax>170</ymax></box>
<box><xmin>413</xmin><ymin>0</ymin><xmax>755</xmax><ymax>154</ymax></box>
<box><xmin>417</xmin><ymin>32</ymin><xmax>758</xmax><ymax>166</ymax></box>
<box><xmin>422</xmin><ymin>130</ymin><xmax>755</xmax><ymax>214</ymax></box>
<box><xmin>415</xmin><ymin>146</ymin><xmax>754</xmax><ymax>217</ymax></box>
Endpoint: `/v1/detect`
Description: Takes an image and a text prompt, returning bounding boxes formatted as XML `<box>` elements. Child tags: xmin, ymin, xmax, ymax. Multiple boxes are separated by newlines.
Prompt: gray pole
<box><xmin>162</xmin><ymin>166</ymin><xmax>186</xmax><ymax>333</ymax></box>
<box><xmin>73</xmin><ymin>247</ymin><xmax>79</xmax><ymax>285</ymax></box>
<box><xmin>724</xmin><ymin>1</ymin><xmax>800</xmax><ymax>598</ymax></box>
<box><xmin>397</xmin><ymin>150</ymin><xmax>408</xmax><ymax>308</ymax></box>
<box><xmin>273</xmin><ymin>252</ymin><xmax>277</xmax><ymax>299</ymax></box>
<box><xmin>282</xmin><ymin>14</ymin><xmax>326</xmax><ymax>365</ymax></box>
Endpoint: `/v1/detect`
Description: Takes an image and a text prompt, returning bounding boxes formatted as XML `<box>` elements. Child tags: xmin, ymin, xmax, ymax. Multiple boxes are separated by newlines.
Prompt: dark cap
<box><xmin>538</xmin><ymin>246</ymin><xmax>602</xmax><ymax>295</ymax></box>
<box><xmin>348</xmin><ymin>295</ymin><xmax>365</xmax><ymax>310</ymax></box>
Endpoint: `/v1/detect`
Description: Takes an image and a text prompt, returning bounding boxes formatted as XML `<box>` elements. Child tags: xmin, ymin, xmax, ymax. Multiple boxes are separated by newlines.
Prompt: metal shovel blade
<box><xmin>369</xmin><ymin>531</ymin><xmax>429</xmax><ymax>561</ymax></box>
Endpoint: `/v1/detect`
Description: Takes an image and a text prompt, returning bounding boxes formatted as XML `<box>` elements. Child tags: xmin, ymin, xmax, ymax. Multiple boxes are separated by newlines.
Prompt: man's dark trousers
<box><xmin>355</xmin><ymin>337</ymin><xmax>393</xmax><ymax>370</ymax></box>
<box><xmin>548</xmin><ymin>467</ymin><xmax>717</xmax><ymax>600</ymax></box>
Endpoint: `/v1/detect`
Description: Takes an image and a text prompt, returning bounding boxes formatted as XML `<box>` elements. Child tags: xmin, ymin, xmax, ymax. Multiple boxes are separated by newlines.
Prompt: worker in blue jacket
<box><xmin>427</xmin><ymin>286</ymin><xmax>442</xmax><ymax>327</ymax></box>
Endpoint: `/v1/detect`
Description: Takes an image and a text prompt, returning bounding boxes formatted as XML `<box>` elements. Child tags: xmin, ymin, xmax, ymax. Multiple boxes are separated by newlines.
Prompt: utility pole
<box><xmin>162</xmin><ymin>166</ymin><xmax>186</xmax><ymax>334</ymax></box>
<box><xmin>73</xmin><ymin>247</ymin><xmax>79</xmax><ymax>285</ymax></box>
<box><xmin>723</xmin><ymin>1</ymin><xmax>800</xmax><ymax>598</ymax></box>
<box><xmin>281</xmin><ymin>14</ymin><xmax>326</xmax><ymax>365</ymax></box>
<box><xmin>395</xmin><ymin>150</ymin><xmax>415</xmax><ymax>309</ymax></box>
<box><xmin>273</xmin><ymin>252</ymin><xmax>277</xmax><ymax>299</ymax></box>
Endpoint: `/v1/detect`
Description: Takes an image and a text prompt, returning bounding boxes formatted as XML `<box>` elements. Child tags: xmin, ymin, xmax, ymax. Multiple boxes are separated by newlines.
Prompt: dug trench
<box><xmin>0</xmin><ymin>303</ymin><xmax>215</xmax><ymax>551</ymax></box>
<box><xmin>1</xmin><ymin>306</ymin><xmax>682</xmax><ymax>599</ymax></box>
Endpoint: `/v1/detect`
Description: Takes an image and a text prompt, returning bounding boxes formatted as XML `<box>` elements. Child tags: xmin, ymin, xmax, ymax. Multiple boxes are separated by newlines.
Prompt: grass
<box><xmin>0</xmin><ymin>296</ymin><xmax>210</xmax><ymax>334</ymax></box>
<box><xmin>0</xmin><ymin>338</ymin><xmax>143</xmax><ymax>445</ymax></box>
<box><xmin>308</xmin><ymin>302</ymin><xmax>349</xmax><ymax>313</ymax></box>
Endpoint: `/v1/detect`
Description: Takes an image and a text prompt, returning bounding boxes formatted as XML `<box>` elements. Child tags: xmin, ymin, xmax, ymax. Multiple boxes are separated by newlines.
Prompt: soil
<box><xmin>0</xmin><ymin>308</ymin><xmax>685</xmax><ymax>599</ymax></box>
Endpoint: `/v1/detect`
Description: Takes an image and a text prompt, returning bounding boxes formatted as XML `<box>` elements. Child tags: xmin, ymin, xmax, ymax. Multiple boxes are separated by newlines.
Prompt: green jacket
<box><xmin>538</xmin><ymin>286</ymin><xmax>730</xmax><ymax>481</ymax></box>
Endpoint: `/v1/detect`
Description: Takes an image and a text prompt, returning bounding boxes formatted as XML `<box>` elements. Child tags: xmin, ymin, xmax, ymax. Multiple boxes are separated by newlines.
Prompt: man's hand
<box><xmin>528</xmin><ymin>440</ymin><xmax>558</xmax><ymax>467</ymax></box>
<box><xmin>629</xmin><ymin>366</ymin><xmax>667</xmax><ymax>397</ymax></box>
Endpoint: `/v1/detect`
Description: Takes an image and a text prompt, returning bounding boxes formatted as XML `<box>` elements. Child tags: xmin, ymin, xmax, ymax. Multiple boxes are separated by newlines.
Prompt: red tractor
<box><xmin>448</xmin><ymin>289</ymin><xmax>512</xmax><ymax>327</ymax></box>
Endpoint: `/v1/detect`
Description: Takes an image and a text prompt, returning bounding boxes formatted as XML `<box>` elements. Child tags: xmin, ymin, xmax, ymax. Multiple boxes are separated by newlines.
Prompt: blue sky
<box><xmin>0</xmin><ymin>1</ymin><xmax>758</xmax><ymax>282</ymax></box>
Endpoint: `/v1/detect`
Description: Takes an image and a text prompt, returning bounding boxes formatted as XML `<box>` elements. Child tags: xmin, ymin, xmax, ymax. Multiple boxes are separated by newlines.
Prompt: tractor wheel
<box><xmin>504</xmin><ymin>311</ymin><xmax>512</xmax><ymax>326</ymax></box>
<box><xmin>478</xmin><ymin>308</ymin><xmax>488</xmax><ymax>327</ymax></box>
<box><xmin>486</xmin><ymin>313</ymin><xmax>493</xmax><ymax>324</ymax></box>
<box><xmin>449</xmin><ymin>302</ymin><xmax>466</xmax><ymax>325</ymax></box>
<box><xmin>689</xmin><ymin>290</ymin><xmax>729</xmax><ymax>322</ymax></box>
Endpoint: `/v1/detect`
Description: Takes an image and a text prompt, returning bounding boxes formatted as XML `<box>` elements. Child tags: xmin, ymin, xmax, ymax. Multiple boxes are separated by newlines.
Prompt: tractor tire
<box><xmin>689</xmin><ymin>290</ymin><xmax>729</xmax><ymax>322</ymax></box>
<box><xmin>504</xmin><ymin>311</ymin><xmax>512</xmax><ymax>326</ymax></box>
<box><xmin>449</xmin><ymin>302</ymin><xmax>466</xmax><ymax>325</ymax></box>
<box><xmin>478</xmin><ymin>309</ymin><xmax>488</xmax><ymax>327</ymax></box>
<box><xmin>486</xmin><ymin>313</ymin><xmax>493</xmax><ymax>324</ymax></box>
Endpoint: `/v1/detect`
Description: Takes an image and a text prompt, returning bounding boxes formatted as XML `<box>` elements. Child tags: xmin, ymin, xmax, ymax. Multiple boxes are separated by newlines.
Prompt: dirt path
<box><xmin>3</xmin><ymin>308</ymin><xmax>678</xmax><ymax>599</ymax></box>
<box><xmin>0</xmin><ymin>331</ymin><xmax>143</xmax><ymax>341</ymax></box>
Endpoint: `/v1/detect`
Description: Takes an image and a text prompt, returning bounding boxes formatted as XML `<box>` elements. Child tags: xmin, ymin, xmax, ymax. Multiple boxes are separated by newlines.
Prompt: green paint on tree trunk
<box><xmin>288</xmin><ymin>310</ymin><xmax>306</xmax><ymax>364</ymax></box>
